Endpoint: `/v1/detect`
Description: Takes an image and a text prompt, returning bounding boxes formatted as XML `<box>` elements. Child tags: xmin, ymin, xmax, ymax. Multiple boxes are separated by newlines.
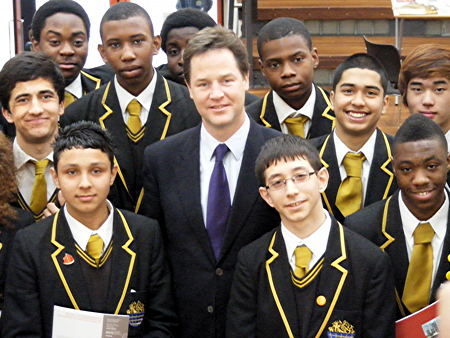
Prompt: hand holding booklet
<box><xmin>52</xmin><ymin>306</ymin><xmax>129</xmax><ymax>338</ymax></box>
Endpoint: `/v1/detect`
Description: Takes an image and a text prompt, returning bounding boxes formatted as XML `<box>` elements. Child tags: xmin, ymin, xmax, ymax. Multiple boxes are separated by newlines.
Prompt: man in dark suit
<box><xmin>141</xmin><ymin>26</ymin><xmax>281</xmax><ymax>338</ymax></box>
<box><xmin>310</xmin><ymin>53</ymin><xmax>397</xmax><ymax>223</ymax></box>
<box><xmin>227</xmin><ymin>135</ymin><xmax>395</xmax><ymax>337</ymax></box>
<box><xmin>345</xmin><ymin>114</ymin><xmax>450</xmax><ymax>318</ymax></box>
<box><xmin>1</xmin><ymin>121</ymin><xmax>177</xmax><ymax>337</ymax></box>
<box><xmin>61</xmin><ymin>3</ymin><xmax>200</xmax><ymax>213</ymax></box>
<box><xmin>246</xmin><ymin>18</ymin><xmax>335</xmax><ymax>139</ymax></box>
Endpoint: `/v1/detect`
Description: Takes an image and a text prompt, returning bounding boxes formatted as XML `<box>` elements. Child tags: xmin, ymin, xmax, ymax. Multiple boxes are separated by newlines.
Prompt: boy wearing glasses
<box><xmin>226</xmin><ymin>134</ymin><xmax>396</xmax><ymax>337</ymax></box>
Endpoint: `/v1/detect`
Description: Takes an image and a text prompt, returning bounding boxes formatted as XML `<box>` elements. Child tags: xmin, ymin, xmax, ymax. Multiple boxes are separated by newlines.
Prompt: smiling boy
<box><xmin>345</xmin><ymin>113</ymin><xmax>450</xmax><ymax>318</ymax></box>
<box><xmin>1</xmin><ymin>121</ymin><xmax>177</xmax><ymax>337</ymax></box>
<box><xmin>226</xmin><ymin>135</ymin><xmax>395</xmax><ymax>337</ymax></box>
<box><xmin>247</xmin><ymin>17</ymin><xmax>334</xmax><ymax>139</ymax></box>
<box><xmin>310</xmin><ymin>53</ymin><xmax>396</xmax><ymax>223</ymax></box>
<box><xmin>61</xmin><ymin>2</ymin><xmax>200</xmax><ymax>213</ymax></box>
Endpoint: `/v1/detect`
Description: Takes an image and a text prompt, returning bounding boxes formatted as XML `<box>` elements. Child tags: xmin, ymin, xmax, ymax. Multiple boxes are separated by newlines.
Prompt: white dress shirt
<box><xmin>65</xmin><ymin>73</ymin><xmax>83</xmax><ymax>99</ymax></box>
<box><xmin>272</xmin><ymin>85</ymin><xmax>316</xmax><ymax>136</ymax></box>
<box><xmin>281</xmin><ymin>210</ymin><xmax>332</xmax><ymax>271</ymax></box>
<box><xmin>399</xmin><ymin>190</ymin><xmax>448</xmax><ymax>285</ymax></box>
<box><xmin>199</xmin><ymin>114</ymin><xmax>250</xmax><ymax>226</ymax></box>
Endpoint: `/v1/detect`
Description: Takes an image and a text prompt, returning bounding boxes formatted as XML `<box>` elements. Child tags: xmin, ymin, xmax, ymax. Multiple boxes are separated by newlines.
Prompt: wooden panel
<box><xmin>257</xmin><ymin>0</ymin><xmax>394</xmax><ymax>20</ymax></box>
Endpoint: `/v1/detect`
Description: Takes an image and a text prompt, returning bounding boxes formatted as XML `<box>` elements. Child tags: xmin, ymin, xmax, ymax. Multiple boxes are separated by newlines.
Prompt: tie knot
<box><xmin>285</xmin><ymin>115</ymin><xmax>309</xmax><ymax>124</ymax></box>
<box><xmin>342</xmin><ymin>152</ymin><xmax>365</xmax><ymax>177</ymax></box>
<box><xmin>34</xmin><ymin>159</ymin><xmax>49</xmax><ymax>176</ymax></box>
<box><xmin>86</xmin><ymin>234</ymin><xmax>104</xmax><ymax>260</ymax></box>
<box><xmin>294</xmin><ymin>245</ymin><xmax>312</xmax><ymax>269</ymax></box>
<box><xmin>214</xmin><ymin>144</ymin><xmax>229</xmax><ymax>162</ymax></box>
<box><xmin>414</xmin><ymin>222</ymin><xmax>435</xmax><ymax>244</ymax></box>
<box><xmin>127</xmin><ymin>99</ymin><xmax>142</xmax><ymax>117</ymax></box>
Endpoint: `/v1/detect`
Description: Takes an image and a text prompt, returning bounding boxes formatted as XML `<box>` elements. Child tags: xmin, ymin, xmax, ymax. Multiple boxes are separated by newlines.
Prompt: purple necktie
<box><xmin>206</xmin><ymin>143</ymin><xmax>231</xmax><ymax>260</ymax></box>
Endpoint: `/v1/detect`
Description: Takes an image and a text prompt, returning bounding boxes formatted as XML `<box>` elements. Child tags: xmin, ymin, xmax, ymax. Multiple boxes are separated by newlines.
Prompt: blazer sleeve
<box><xmin>1</xmin><ymin>229</ymin><xmax>42</xmax><ymax>337</ymax></box>
<box><xmin>226</xmin><ymin>248</ymin><xmax>257</xmax><ymax>338</ymax></box>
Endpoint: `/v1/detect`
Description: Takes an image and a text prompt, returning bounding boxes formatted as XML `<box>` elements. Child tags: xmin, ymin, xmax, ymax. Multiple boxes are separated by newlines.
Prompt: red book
<box><xmin>395</xmin><ymin>301</ymin><xmax>439</xmax><ymax>338</ymax></box>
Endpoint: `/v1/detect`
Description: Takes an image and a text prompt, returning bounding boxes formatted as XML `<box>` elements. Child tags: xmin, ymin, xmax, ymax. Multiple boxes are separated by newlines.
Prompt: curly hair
<box><xmin>0</xmin><ymin>132</ymin><xmax>17</xmax><ymax>227</ymax></box>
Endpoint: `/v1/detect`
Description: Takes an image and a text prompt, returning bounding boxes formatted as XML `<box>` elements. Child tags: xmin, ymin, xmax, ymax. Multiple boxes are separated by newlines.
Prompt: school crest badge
<box><xmin>327</xmin><ymin>320</ymin><xmax>355</xmax><ymax>338</ymax></box>
<box><xmin>127</xmin><ymin>300</ymin><xmax>145</xmax><ymax>327</ymax></box>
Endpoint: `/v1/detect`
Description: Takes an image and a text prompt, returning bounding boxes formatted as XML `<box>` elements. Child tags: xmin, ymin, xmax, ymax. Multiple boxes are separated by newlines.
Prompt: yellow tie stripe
<box><xmin>30</xmin><ymin>159</ymin><xmax>49</xmax><ymax>214</ymax></box>
<box><xmin>284</xmin><ymin>115</ymin><xmax>310</xmax><ymax>138</ymax></box>
<box><xmin>86</xmin><ymin>234</ymin><xmax>105</xmax><ymax>267</ymax></box>
<box><xmin>294</xmin><ymin>245</ymin><xmax>312</xmax><ymax>278</ymax></box>
<box><xmin>402</xmin><ymin>222</ymin><xmax>435</xmax><ymax>313</ymax></box>
<box><xmin>64</xmin><ymin>91</ymin><xmax>76</xmax><ymax>108</ymax></box>
<box><xmin>335</xmin><ymin>152</ymin><xmax>366</xmax><ymax>217</ymax></box>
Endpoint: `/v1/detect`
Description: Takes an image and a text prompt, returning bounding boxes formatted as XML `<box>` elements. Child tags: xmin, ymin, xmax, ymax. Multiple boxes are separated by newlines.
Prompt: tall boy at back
<box><xmin>62</xmin><ymin>3</ymin><xmax>200</xmax><ymax>213</ymax></box>
<box><xmin>247</xmin><ymin>17</ymin><xmax>334</xmax><ymax>139</ymax></box>
<box><xmin>310</xmin><ymin>53</ymin><xmax>396</xmax><ymax>223</ymax></box>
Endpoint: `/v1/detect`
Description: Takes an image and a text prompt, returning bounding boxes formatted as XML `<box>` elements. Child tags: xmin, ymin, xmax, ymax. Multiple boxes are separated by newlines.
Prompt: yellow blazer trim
<box><xmin>379</xmin><ymin>131</ymin><xmax>395</xmax><ymax>200</ymax></box>
<box><xmin>50</xmin><ymin>211</ymin><xmax>80</xmax><ymax>309</ymax></box>
<box><xmin>98</xmin><ymin>82</ymin><xmax>130</xmax><ymax>197</ymax></box>
<box><xmin>318</xmin><ymin>135</ymin><xmax>334</xmax><ymax>215</ymax></box>
<box><xmin>315</xmin><ymin>223</ymin><xmax>348</xmax><ymax>338</ymax></box>
<box><xmin>379</xmin><ymin>196</ymin><xmax>395</xmax><ymax>250</ymax></box>
<box><xmin>114</xmin><ymin>209</ymin><xmax>136</xmax><ymax>314</ymax></box>
<box><xmin>0</xmin><ymin>242</ymin><xmax>3</xmax><ymax>251</ymax></box>
<box><xmin>80</xmin><ymin>70</ymin><xmax>102</xmax><ymax>90</ymax></box>
<box><xmin>158</xmin><ymin>77</ymin><xmax>172</xmax><ymax>140</ymax></box>
<box><xmin>317</xmin><ymin>86</ymin><xmax>335</xmax><ymax>128</ymax></box>
<box><xmin>259</xmin><ymin>91</ymin><xmax>272</xmax><ymax>128</ymax></box>
<box><xmin>291</xmin><ymin>258</ymin><xmax>324</xmax><ymax>288</ymax></box>
<box><xmin>17</xmin><ymin>190</ymin><xmax>58</xmax><ymax>221</ymax></box>
<box><xmin>266</xmin><ymin>231</ymin><xmax>294</xmax><ymax>338</ymax></box>
<box><xmin>134</xmin><ymin>188</ymin><xmax>144</xmax><ymax>213</ymax></box>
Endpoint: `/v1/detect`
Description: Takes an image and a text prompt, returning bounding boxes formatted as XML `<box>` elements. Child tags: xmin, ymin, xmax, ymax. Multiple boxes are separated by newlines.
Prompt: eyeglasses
<box><xmin>265</xmin><ymin>171</ymin><xmax>316</xmax><ymax>191</ymax></box>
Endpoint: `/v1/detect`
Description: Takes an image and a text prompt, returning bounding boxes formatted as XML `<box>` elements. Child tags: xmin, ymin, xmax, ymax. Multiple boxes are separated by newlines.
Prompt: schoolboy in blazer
<box><xmin>310</xmin><ymin>53</ymin><xmax>396</xmax><ymax>223</ymax></box>
<box><xmin>61</xmin><ymin>3</ymin><xmax>200</xmax><ymax>213</ymax></box>
<box><xmin>1</xmin><ymin>121</ymin><xmax>176</xmax><ymax>337</ymax></box>
<box><xmin>345</xmin><ymin>114</ymin><xmax>450</xmax><ymax>318</ymax></box>
<box><xmin>141</xmin><ymin>26</ymin><xmax>280</xmax><ymax>338</ymax></box>
<box><xmin>227</xmin><ymin>135</ymin><xmax>395</xmax><ymax>338</ymax></box>
<box><xmin>246</xmin><ymin>18</ymin><xmax>334</xmax><ymax>139</ymax></box>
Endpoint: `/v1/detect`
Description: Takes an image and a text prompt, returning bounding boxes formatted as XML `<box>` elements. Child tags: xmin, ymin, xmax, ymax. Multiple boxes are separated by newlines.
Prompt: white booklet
<box><xmin>52</xmin><ymin>305</ymin><xmax>129</xmax><ymax>338</ymax></box>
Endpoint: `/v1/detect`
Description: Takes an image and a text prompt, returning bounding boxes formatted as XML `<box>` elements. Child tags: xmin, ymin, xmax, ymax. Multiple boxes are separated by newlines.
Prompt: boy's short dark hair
<box><xmin>332</xmin><ymin>53</ymin><xmax>388</xmax><ymax>94</ymax></box>
<box><xmin>183</xmin><ymin>26</ymin><xmax>248</xmax><ymax>84</ymax></box>
<box><xmin>255</xmin><ymin>135</ymin><xmax>323</xmax><ymax>186</ymax></box>
<box><xmin>53</xmin><ymin>121</ymin><xmax>115</xmax><ymax>171</ymax></box>
<box><xmin>160</xmin><ymin>8</ymin><xmax>216</xmax><ymax>53</ymax></box>
<box><xmin>393</xmin><ymin>113</ymin><xmax>448</xmax><ymax>156</ymax></box>
<box><xmin>31</xmin><ymin>0</ymin><xmax>90</xmax><ymax>42</ymax></box>
<box><xmin>100</xmin><ymin>2</ymin><xmax>154</xmax><ymax>39</ymax></box>
<box><xmin>399</xmin><ymin>44</ymin><xmax>450</xmax><ymax>105</ymax></box>
<box><xmin>0</xmin><ymin>52</ymin><xmax>65</xmax><ymax>111</ymax></box>
<box><xmin>257</xmin><ymin>17</ymin><xmax>312</xmax><ymax>58</ymax></box>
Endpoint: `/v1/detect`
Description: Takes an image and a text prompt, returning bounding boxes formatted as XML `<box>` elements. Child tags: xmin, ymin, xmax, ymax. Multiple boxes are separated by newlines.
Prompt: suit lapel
<box><xmin>265</xmin><ymin>229</ymin><xmax>299</xmax><ymax>338</ymax></box>
<box><xmin>50</xmin><ymin>211</ymin><xmax>92</xmax><ymax>310</ymax></box>
<box><xmin>80</xmin><ymin>70</ymin><xmax>102</xmax><ymax>93</ymax></box>
<box><xmin>308</xmin><ymin>85</ymin><xmax>334</xmax><ymax>139</ymax></box>
<box><xmin>259</xmin><ymin>91</ymin><xmax>282</xmax><ymax>131</ymax></box>
<box><xmin>365</xmin><ymin>129</ymin><xmax>395</xmax><ymax>205</ymax></box>
<box><xmin>105</xmin><ymin>209</ymin><xmax>136</xmax><ymax>314</ymax></box>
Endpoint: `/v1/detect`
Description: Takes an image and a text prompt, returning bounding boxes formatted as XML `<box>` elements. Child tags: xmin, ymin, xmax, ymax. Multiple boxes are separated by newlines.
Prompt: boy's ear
<box><xmin>98</xmin><ymin>44</ymin><xmax>108</xmax><ymax>64</ymax></box>
<box><xmin>50</xmin><ymin>167</ymin><xmax>60</xmax><ymax>189</ymax></box>
<box><xmin>2</xmin><ymin>107</ymin><xmax>13</xmax><ymax>124</ymax></box>
<box><xmin>316</xmin><ymin>167</ymin><xmax>329</xmax><ymax>193</ymax></box>
<box><xmin>329</xmin><ymin>91</ymin><xmax>335</xmax><ymax>110</ymax></box>
<box><xmin>110</xmin><ymin>164</ymin><xmax>118</xmax><ymax>186</ymax></box>
<box><xmin>152</xmin><ymin>35</ymin><xmax>161</xmax><ymax>56</ymax></box>
<box><xmin>381</xmin><ymin>95</ymin><xmax>389</xmax><ymax>115</ymax></box>
<box><xmin>259</xmin><ymin>186</ymin><xmax>274</xmax><ymax>208</ymax></box>
<box><xmin>311</xmin><ymin>47</ymin><xmax>319</xmax><ymax>69</ymax></box>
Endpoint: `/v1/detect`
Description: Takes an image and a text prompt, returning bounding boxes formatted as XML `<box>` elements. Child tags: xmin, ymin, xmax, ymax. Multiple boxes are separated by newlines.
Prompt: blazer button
<box><xmin>207</xmin><ymin>305</ymin><xmax>214</xmax><ymax>313</ymax></box>
<box><xmin>216</xmin><ymin>268</ymin><xmax>224</xmax><ymax>276</ymax></box>
<box><xmin>448</xmin><ymin>254</ymin><xmax>450</xmax><ymax>262</ymax></box>
<box><xmin>446</xmin><ymin>271</ymin><xmax>450</xmax><ymax>280</ymax></box>
<box><xmin>316</xmin><ymin>295</ymin><xmax>327</xmax><ymax>307</ymax></box>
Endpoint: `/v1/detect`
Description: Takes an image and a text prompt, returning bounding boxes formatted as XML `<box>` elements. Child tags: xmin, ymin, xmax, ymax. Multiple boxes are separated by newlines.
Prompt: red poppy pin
<box><xmin>62</xmin><ymin>253</ymin><xmax>75</xmax><ymax>265</ymax></box>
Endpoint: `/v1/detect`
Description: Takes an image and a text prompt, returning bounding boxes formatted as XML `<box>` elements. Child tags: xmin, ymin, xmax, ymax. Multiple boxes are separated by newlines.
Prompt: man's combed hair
<box><xmin>332</xmin><ymin>53</ymin><xmax>389</xmax><ymax>94</ymax></box>
<box><xmin>100</xmin><ymin>2</ymin><xmax>153</xmax><ymax>38</ymax></box>
<box><xmin>183</xmin><ymin>26</ymin><xmax>248</xmax><ymax>84</ymax></box>
<box><xmin>257</xmin><ymin>17</ymin><xmax>312</xmax><ymax>58</ymax></box>
<box><xmin>0</xmin><ymin>52</ymin><xmax>65</xmax><ymax>111</ymax></box>
<box><xmin>399</xmin><ymin>44</ymin><xmax>450</xmax><ymax>105</ymax></box>
<box><xmin>31</xmin><ymin>0</ymin><xmax>90</xmax><ymax>42</ymax></box>
<box><xmin>393</xmin><ymin>114</ymin><xmax>447</xmax><ymax>155</ymax></box>
<box><xmin>53</xmin><ymin>121</ymin><xmax>116</xmax><ymax>171</ymax></box>
<box><xmin>160</xmin><ymin>8</ymin><xmax>216</xmax><ymax>52</ymax></box>
<box><xmin>0</xmin><ymin>132</ymin><xmax>18</xmax><ymax>227</ymax></box>
<box><xmin>255</xmin><ymin>135</ymin><xmax>323</xmax><ymax>186</ymax></box>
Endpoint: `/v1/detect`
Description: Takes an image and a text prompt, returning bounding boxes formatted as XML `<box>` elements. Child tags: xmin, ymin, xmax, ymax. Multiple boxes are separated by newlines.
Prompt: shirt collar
<box><xmin>334</xmin><ymin>129</ymin><xmax>377</xmax><ymax>167</ymax></box>
<box><xmin>13</xmin><ymin>138</ymin><xmax>53</xmax><ymax>170</ymax></box>
<box><xmin>272</xmin><ymin>85</ymin><xmax>316</xmax><ymax>124</ymax></box>
<box><xmin>114</xmin><ymin>70</ymin><xmax>157</xmax><ymax>114</ymax></box>
<box><xmin>65</xmin><ymin>73</ymin><xmax>83</xmax><ymax>99</ymax></box>
<box><xmin>64</xmin><ymin>200</ymin><xmax>114</xmax><ymax>251</ymax></box>
<box><xmin>200</xmin><ymin>113</ymin><xmax>250</xmax><ymax>162</ymax></box>
<box><xmin>399</xmin><ymin>190</ymin><xmax>448</xmax><ymax>241</ymax></box>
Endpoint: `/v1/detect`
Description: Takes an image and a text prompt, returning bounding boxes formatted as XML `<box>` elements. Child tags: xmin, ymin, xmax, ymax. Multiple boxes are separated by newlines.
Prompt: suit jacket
<box><xmin>1</xmin><ymin>208</ymin><xmax>177</xmax><ymax>337</ymax></box>
<box><xmin>246</xmin><ymin>84</ymin><xmax>335</xmax><ymax>139</ymax></box>
<box><xmin>345</xmin><ymin>190</ymin><xmax>450</xmax><ymax>318</ymax></box>
<box><xmin>12</xmin><ymin>189</ymin><xmax>59</xmax><ymax>221</ymax></box>
<box><xmin>141</xmin><ymin>120</ymin><xmax>281</xmax><ymax>338</ymax></box>
<box><xmin>80</xmin><ymin>64</ymin><xmax>114</xmax><ymax>94</ymax></box>
<box><xmin>310</xmin><ymin>129</ymin><xmax>397</xmax><ymax>223</ymax></box>
<box><xmin>62</xmin><ymin>73</ymin><xmax>201</xmax><ymax>212</ymax></box>
<box><xmin>226</xmin><ymin>220</ymin><xmax>396</xmax><ymax>338</ymax></box>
